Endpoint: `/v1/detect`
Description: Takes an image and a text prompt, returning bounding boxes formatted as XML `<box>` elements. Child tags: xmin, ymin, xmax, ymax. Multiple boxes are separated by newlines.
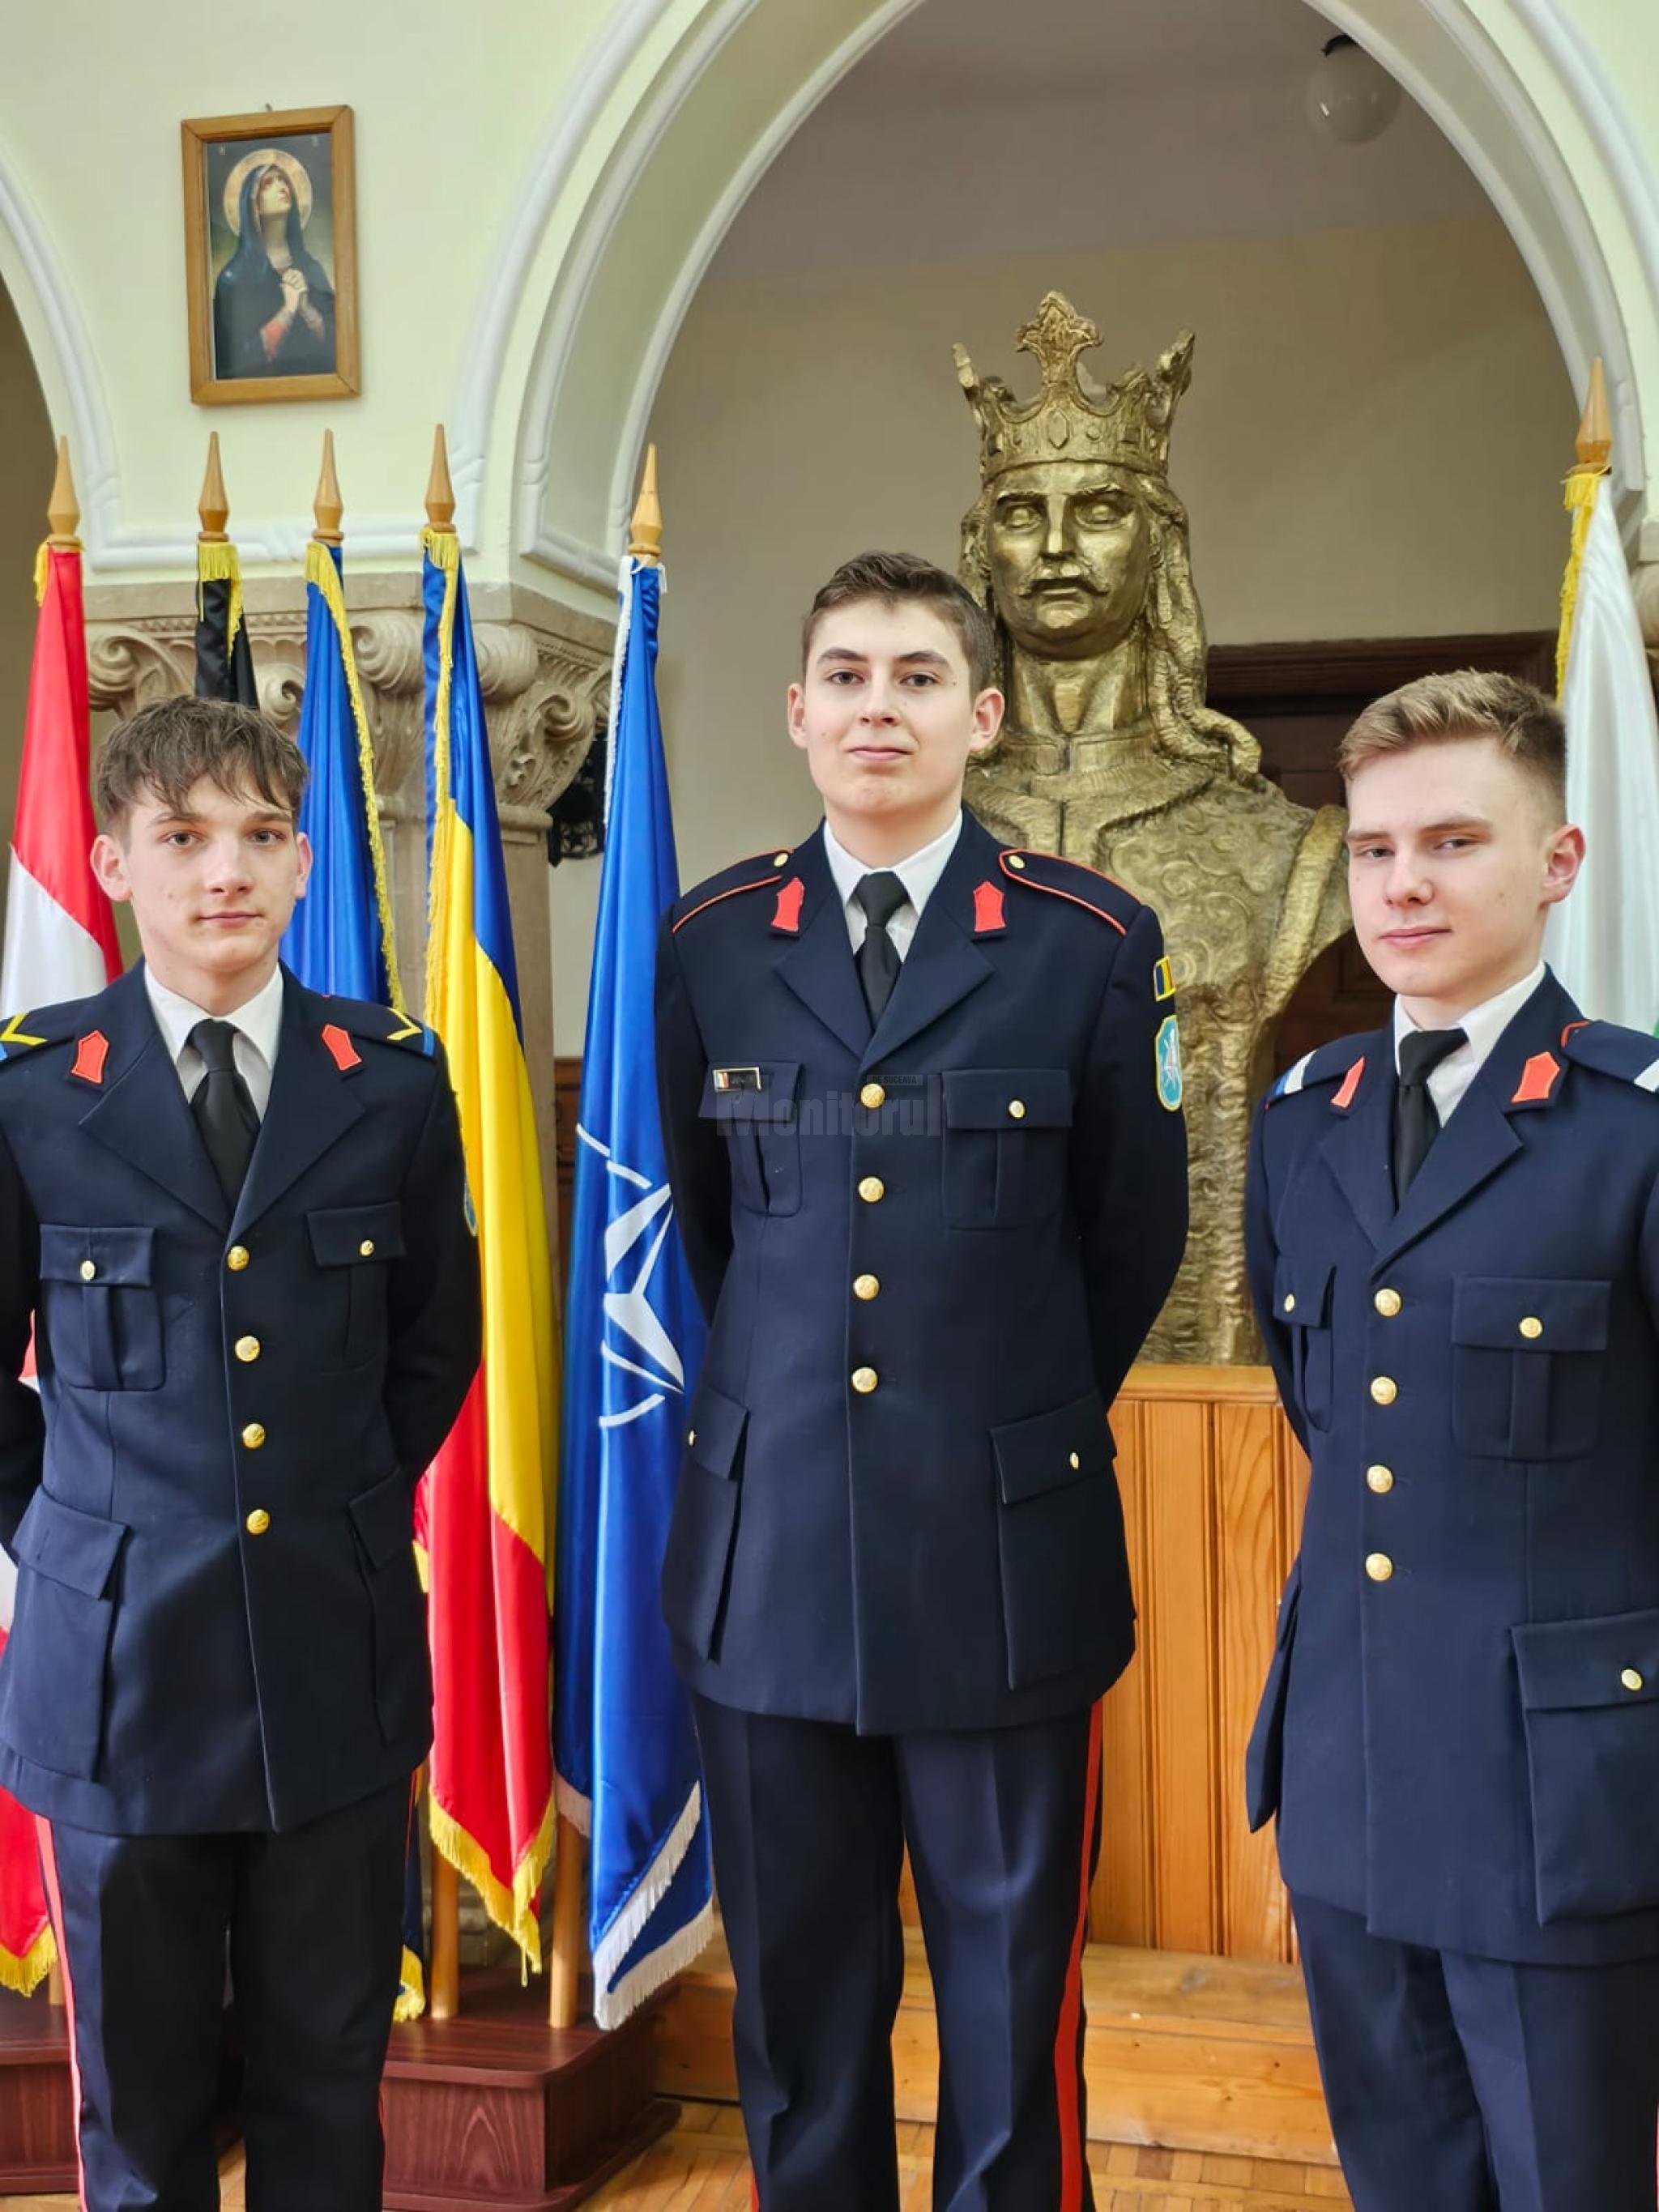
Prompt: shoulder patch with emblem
<box><xmin>1268</xmin><ymin>1033</ymin><xmax>1370</xmax><ymax>1106</ymax></box>
<box><xmin>0</xmin><ymin>1004</ymin><xmax>80</xmax><ymax>1067</ymax></box>
<box><xmin>997</xmin><ymin>847</ymin><xmax>1141</xmax><ymax>936</ymax></box>
<box><xmin>1560</xmin><ymin>1019</ymin><xmax>1659</xmax><ymax>1094</ymax></box>
<box><xmin>1155</xmin><ymin>1013</ymin><xmax>1183</xmax><ymax>1111</ymax></box>
<box><xmin>672</xmin><ymin>846</ymin><xmax>795</xmax><ymax>936</ymax></box>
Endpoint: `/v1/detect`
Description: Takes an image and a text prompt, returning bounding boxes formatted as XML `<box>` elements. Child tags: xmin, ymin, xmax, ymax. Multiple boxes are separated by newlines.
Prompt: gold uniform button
<box><xmin>860</xmin><ymin>1082</ymin><xmax>885</xmax><ymax>1110</ymax></box>
<box><xmin>686</xmin><ymin>1429</ymin><xmax>696</xmax><ymax>1447</ymax></box>
<box><xmin>851</xmin><ymin>1366</ymin><xmax>879</xmax><ymax>1395</ymax></box>
<box><xmin>1622</xmin><ymin>1669</ymin><xmax>1644</xmax><ymax>1694</ymax></box>
<box><xmin>359</xmin><ymin>1239</ymin><xmax>377</xmax><ymax>1258</ymax></box>
<box><xmin>1068</xmin><ymin>1451</ymin><xmax>1081</xmax><ymax>1470</ymax></box>
<box><xmin>1374</xmin><ymin>1288</ymin><xmax>1402</xmax><ymax>1318</ymax></box>
<box><xmin>245</xmin><ymin>1509</ymin><xmax>271</xmax><ymax>1536</ymax></box>
<box><xmin>1006</xmin><ymin>854</ymin><xmax>1027</xmax><ymax>870</ymax></box>
<box><xmin>241</xmin><ymin>1423</ymin><xmax>266</xmax><ymax>1451</ymax></box>
<box><xmin>858</xmin><ymin>1176</ymin><xmax>885</xmax><ymax>1204</ymax></box>
<box><xmin>1367</xmin><ymin>1464</ymin><xmax>1395</xmax><ymax>1494</ymax></box>
<box><xmin>1008</xmin><ymin>1099</ymin><xmax>1026</xmax><ymax>1120</ymax></box>
<box><xmin>235</xmin><ymin>1336</ymin><xmax>261</xmax><ymax>1363</ymax></box>
<box><xmin>1519</xmin><ymin>1315</ymin><xmax>1543</xmax><ymax>1340</ymax></box>
<box><xmin>227</xmin><ymin>1246</ymin><xmax>250</xmax><ymax>1272</ymax></box>
<box><xmin>79</xmin><ymin>1259</ymin><xmax>96</xmax><ymax>1281</ymax></box>
<box><xmin>853</xmin><ymin>1274</ymin><xmax>881</xmax><ymax>1302</ymax></box>
<box><xmin>1282</xmin><ymin>1294</ymin><xmax>1296</xmax><ymax>1315</ymax></box>
<box><xmin>1370</xmin><ymin>1375</ymin><xmax>1398</xmax><ymax>1406</ymax></box>
<box><xmin>773</xmin><ymin>851</ymin><xmax>789</xmax><ymax>867</ymax></box>
<box><xmin>1365</xmin><ymin>1552</ymin><xmax>1394</xmax><ymax>1583</ymax></box>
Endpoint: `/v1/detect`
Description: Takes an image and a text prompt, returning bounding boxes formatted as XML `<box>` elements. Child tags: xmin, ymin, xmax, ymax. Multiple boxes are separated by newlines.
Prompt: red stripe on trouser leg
<box><xmin>1054</xmin><ymin>1703</ymin><xmax>1102</xmax><ymax>2212</ymax></box>
<box><xmin>34</xmin><ymin>1818</ymin><xmax>89</xmax><ymax>2212</ymax></box>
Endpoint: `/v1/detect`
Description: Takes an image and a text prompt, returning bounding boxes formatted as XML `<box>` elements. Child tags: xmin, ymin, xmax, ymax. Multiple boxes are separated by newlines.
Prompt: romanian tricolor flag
<box><xmin>420</xmin><ymin>522</ymin><xmax>558</xmax><ymax>1963</ymax></box>
<box><xmin>0</xmin><ymin>446</ymin><xmax>121</xmax><ymax>1995</ymax></box>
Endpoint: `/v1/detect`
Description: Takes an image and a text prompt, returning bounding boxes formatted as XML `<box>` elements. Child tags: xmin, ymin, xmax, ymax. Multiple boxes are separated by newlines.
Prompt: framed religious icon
<box><xmin>181</xmin><ymin>104</ymin><xmax>359</xmax><ymax>404</ymax></box>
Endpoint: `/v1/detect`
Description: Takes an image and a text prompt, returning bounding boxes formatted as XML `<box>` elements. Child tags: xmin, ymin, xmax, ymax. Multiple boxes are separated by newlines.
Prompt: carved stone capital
<box><xmin>80</xmin><ymin>572</ymin><xmax>611</xmax><ymax>825</ymax></box>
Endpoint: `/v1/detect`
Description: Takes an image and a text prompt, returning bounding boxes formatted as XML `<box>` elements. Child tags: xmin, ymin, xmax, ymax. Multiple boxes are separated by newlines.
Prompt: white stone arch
<box><xmin>477</xmin><ymin>0</ymin><xmax>1658</xmax><ymax>603</ymax></box>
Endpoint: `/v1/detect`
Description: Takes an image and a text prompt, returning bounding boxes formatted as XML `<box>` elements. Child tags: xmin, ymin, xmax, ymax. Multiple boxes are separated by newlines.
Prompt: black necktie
<box><xmin>188</xmin><ymin>1019</ymin><xmax>260</xmax><ymax>1203</ymax></box>
<box><xmin>1393</xmin><ymin>1026</ymin><xmax>1467</xmax><ymax>1198</ymax></box>
<box><xmin>854</xmin><ymin>872</ymin><xmax>909</xmax><ymax>1026</ymax></box>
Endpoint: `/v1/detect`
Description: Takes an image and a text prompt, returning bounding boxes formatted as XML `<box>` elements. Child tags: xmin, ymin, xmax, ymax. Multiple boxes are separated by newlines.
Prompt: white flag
<box><xmin>1546</xmin><ymin>480</ymin><xmax>1659</xmax><ymax>1032</ymax></box>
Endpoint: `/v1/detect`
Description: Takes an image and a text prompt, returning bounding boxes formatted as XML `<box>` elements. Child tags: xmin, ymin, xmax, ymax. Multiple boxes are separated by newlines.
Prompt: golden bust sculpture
<box><xmin>956</xmin><ymin>293</ymin><xmax>1350</xmax><ymax>1361</ymax></box>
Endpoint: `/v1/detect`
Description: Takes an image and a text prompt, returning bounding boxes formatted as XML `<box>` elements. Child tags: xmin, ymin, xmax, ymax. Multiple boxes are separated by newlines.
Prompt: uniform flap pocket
<box><xmin>1512</xmin><ymin>1609</ymin><xmax>1659</xmax><ymax>1711</ymax></box>
<box><xmin>943</xmin><ymin>1068</ymin><xmax>1073</xmax><ymax>1132</ymax></box>
<box><xmin>1452</xmin><ymin>1276</ymin><xmax>1610</xmax><ymax>1353</ymax></box>
<box><xmin>684</xmin><ymin>1378</ymin><xmax>748</xmax><ymax>1479</ymax></box>
<box><xmin>308</xmin><ymin>1202</ymin><xmax>406</xmax><ymax>1268</ymax></box>
<box><xmin>11</xmin><ymin>1489</ymin><xmax>126</xmax><ymax>1598</ymax></box>
<box><xmin>1272</xmin><ymin>1258</ymin><xmax>1332</xmax><ymax>1328</ymax></box>
<box><xmin>348</xmin><ymin>1470</ymin><xmax>415</xmax><ymax>1569</ymax></box>
<box><xmin>38</xmin><ymin>1224</ymin><xmax>156</xmax><ymax>1288</ymax></box>
<box><xmin>993</xmin><ymin>1391</ymin><xmax>1111</xmax><ymax>1506</ymax></box>
<box><xmin>698</xmin><ymin>1063</ymin><xmax>802</xmax><ymax>1126</ymax></box>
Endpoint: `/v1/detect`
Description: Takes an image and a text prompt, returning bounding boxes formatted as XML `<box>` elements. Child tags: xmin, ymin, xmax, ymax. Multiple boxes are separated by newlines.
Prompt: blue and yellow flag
<box><xmin>280</xmin><ymin>541</ymin><xmax>402</xmax><ymax>1008</ymax></box>
<box><xmin>552</xmin><ymin>546</ymin><xmax>712</xmax><ymax>2025</ymax></box>
<box><xmin>420</xmin><ymin>525</ymin><xmax>557</xmax><ymax>1964</ymax></box>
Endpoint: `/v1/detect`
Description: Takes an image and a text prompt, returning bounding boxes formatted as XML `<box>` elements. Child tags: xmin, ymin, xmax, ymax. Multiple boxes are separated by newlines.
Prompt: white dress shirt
<box><xmin>1392</xmin><ymin>961</ymin><xmax>1546</xmax><ymax>1126</ymax></box>
<box><xmin>143</xmin><ymin>964</ymin><xmax>284</xmax><ymax>1121</ymax></box>
<box><xmin>821</xmin><ymin>813</ymin><xmax>964</xmax><ymax>961</ymax></box>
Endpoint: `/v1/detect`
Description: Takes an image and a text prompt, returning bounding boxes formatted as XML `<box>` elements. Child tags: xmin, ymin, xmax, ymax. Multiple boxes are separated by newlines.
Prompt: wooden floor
<box><xmin>3</xmin><ymin>2100</ymin><xmax>1353</xmax><ymax>2210</ymax></box>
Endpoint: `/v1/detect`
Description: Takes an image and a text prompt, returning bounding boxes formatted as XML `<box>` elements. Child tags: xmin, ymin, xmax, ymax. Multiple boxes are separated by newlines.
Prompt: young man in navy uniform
<box><xmin>0</xmin><ymin>697</ymin><xmax>479</xmax><ymax>2212</ymax></box>
<box><xmin>655</xmin><ymin>552</ymin><xmax>1188</xmax><ymax>2210</ymax></box>
<box><xmin>1246</xmin><ymin>671</ymin><xmax>1659</xmax><ymax>2210</ymax></box>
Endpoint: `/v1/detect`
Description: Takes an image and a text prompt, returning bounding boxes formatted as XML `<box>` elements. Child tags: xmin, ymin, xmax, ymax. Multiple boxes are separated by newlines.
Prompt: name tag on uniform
<box><xmin>713</xmin><ymin>1066</ymin><xmax>763</xmax><ymax>1093</ymax></box>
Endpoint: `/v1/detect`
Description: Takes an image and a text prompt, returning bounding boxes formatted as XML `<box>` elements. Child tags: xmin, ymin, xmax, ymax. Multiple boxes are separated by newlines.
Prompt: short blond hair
<box><xmin>1339</xmin><ymin>670</ymin><xmax>1566</xmax><ymax>815</ymax></box>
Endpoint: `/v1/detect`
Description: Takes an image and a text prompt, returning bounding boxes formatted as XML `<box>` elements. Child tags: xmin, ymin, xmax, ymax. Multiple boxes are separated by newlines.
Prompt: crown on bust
<box><xmin>954</xmin><ymin>292</ymin><xmax>1195</xmax><ymax>484</ymax></box>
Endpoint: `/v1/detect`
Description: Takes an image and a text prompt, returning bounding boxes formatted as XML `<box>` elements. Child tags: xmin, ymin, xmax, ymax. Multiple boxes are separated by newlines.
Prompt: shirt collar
<box><xmin>821</xmin><ymin>811</ymin><xmax>964</xmax><ymax>921</ymax></box>
<box><xmin>143</xmin><ymin>961</ymin><xmax>287</xmax><ymax>1072</ymax></box>
<box><xmin>1392</xmin><ymin>960</ymin><xmax>1547</xmax><ymax>1076</ymax></box>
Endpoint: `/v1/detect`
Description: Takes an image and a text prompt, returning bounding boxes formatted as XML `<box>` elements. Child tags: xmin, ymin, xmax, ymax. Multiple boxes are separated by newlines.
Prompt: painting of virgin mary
<box><xmin>211</xmin><ymin>149</ymin><xmax>335</xmax><ymax>379</ymax></box>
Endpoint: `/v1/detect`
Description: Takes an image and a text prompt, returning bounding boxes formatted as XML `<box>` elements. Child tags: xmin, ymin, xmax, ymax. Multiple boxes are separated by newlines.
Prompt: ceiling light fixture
<box><xmin>1307</xmin><ymin>32</ymin><xmax>1402</xmax><ymax>146</ymax></box>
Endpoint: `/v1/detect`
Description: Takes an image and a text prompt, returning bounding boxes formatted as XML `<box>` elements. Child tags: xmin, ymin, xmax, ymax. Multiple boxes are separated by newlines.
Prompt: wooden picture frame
<box><xmin>181</xmin><ymin>104</ymin><xmax>359</xmax><ymax>405</ymax></box>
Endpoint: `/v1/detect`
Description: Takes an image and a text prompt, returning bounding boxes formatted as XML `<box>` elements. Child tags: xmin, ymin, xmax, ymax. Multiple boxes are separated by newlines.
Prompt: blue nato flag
<box><xmin>553</xmin><ymin>552</ymin><xmax>712</xmax><ymax>2024</ymax></box>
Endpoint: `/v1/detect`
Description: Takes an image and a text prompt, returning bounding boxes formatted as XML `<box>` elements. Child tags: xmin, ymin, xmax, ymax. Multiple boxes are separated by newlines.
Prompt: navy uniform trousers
<box><xmin>657</xmin><ymin>816</ymin><xmax>1188</xmax><ymax>2210</ymax></box>
<box><xmin>0</xmin><ymin>965</ymin><xmax>479</xmax><ymax>2212</ymax></box>
<box><xmin>1246</xmin><ymin>974</ymin><xmax>1659</xmax><ymax>2212</ymax></box>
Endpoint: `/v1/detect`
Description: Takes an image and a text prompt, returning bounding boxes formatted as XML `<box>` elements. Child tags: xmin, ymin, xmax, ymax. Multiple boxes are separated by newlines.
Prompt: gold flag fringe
<box><xmin>0</xmin><ymin>1920</ymin><xmax>55</xmax><ymax>1998</ymax></box>
<box><xmin>427</xmin><ymin>1788</ymin><xmax>556</xmax><ymax>1972</ymax></box>
<box><xmin>196</xmin><ymin>539</ymin><xmax>246</xmax><ymax>663</ymax></box>
<box><xmin>1555</xmin><ymin>466</ymin><xmax>1606</xmax><ymax>697</ymax></box>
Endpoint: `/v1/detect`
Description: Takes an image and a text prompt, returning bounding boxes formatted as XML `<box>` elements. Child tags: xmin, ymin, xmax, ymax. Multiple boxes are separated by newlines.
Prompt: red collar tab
<box><xmin>771</xmin><ymin>877</ymin><xmax>805</xmax><ymax>935</ymax></box>
<box><xmin>1331</xmin><ymin>1055</ymin><xmax>1366</xmax><ymax>1112</ymax></box>
<box><xmin>320</xmin><ymin>1022</ymin><xmax>363</xmax><ymax>1074</ymax></box>
<box><xmin>1511</xmin><ymin>1050</ymin><xmax>1562</xmax><ymax>1106</ymax></box>
<box><xmin>70</xmin><ymin>1031</ymin><xmax>109</xmax><ymax>1087</ymax></box>
<box><xmin>972</xmin><ymin>880</ymin><xmax>1006</xmax><ymax>935</ymax></box>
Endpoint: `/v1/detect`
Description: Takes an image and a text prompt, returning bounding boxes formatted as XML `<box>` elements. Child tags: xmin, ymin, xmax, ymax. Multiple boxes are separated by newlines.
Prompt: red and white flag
<box><xmin>0</xmin><ymin>493</ymin><xmax>121</xmax><ymax>1993</ymax></box>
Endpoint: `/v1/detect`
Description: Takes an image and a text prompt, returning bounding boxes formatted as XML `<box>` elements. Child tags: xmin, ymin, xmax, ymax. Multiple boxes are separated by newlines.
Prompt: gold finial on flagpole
<box><xmin>198</xmin><ymin>433</ymin><xmax>230</xmax><ymax>543</ymax></box>
<box><xmin>1575</xmin><ymin>358</ymin><xmax>1612</xmax><ymax>471</ymax></box>
<box><xmin>46</xmin><ymin>436</ymin><xmax>79</xmax><ymax>547</ymax></box>
<box><xmin>313</xmin><ymin>431</ymin><xmax>343</xmax><ymax>545</ymax></box>
<box><xmin>425</xmin><ymin>424</ymin><xmax>456</xmax><ymax>533</ymax></box>
<box><xmin>628</xmin><ymin>442</ymin><xmax>663</xmax><ymax>565</ymax></box>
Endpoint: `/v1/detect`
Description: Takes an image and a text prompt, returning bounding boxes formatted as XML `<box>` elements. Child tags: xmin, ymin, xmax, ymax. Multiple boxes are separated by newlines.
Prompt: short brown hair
<box><xmin>1339</xmin><ymin>670</ymin><xmax>1566</xmax><ymax>814</ymax></box>
<box><xmin>96</xmin><ymin>695</ymin><xmax>308</xmax><ymax>831</ymax></box>
<box><xmin>802</xmin><ymin>551</ymin><xmax>998</xmax><ymax>695</ymax></box>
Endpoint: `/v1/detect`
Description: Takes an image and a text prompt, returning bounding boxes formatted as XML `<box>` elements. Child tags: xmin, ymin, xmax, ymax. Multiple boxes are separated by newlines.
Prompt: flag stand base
<box><xmin>0</xmin><ymin>1984</ymin><xmax>76</xmax><ymax>2192</ymax></box>
<box><xmin>382</xmin><ymin>1967</ymin><xmax>676</xmax><ymax>2210</ymax></box>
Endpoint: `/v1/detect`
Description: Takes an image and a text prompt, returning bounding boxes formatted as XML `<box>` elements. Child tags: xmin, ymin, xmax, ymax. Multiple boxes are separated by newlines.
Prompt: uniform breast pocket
<box><xmin>698</xmin><ymin>1063</ymin><xmax>802</xmax><ymax>1217</ymax></box>
<box><xmin>1451</xmin><ymin>1277</ymin><xmax>1610</xmax><ymax>1460</ymax></box>
<box><xmin>37</xmin><ymin>1225</ymin><xmax>164</xmax><ymax>1392</ymax></box>
<box><xmin>942</xmin><ymin>1068</ymin><xmax>1073</xmax><ymax>1229</ymax></box>
<box><xmin>307</xmin><ymin>1203</ymin><xmax>406</xmax><ymax>1367</ymax></box>
<box><xmin>1273</xmin><ymin>1259</ymin><xmax>1333</xmax><ymax>1432</ymax></box>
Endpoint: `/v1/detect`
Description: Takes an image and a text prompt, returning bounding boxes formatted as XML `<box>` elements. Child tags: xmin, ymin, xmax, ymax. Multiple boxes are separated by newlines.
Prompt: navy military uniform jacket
<box><xmin>0</xmin><ymin>963</ymin><xmax>480</xmax><ymax>1836</ymax></box>
<box><xmin>655</xmin><ymin>810</ymin><xmax>1188</xmax><ymax>1735</ymax></box>
<box><xmin>1245</xmin><ymin>969</ymin><xmax>1659</xmax><ymax>1965</ymax></box>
